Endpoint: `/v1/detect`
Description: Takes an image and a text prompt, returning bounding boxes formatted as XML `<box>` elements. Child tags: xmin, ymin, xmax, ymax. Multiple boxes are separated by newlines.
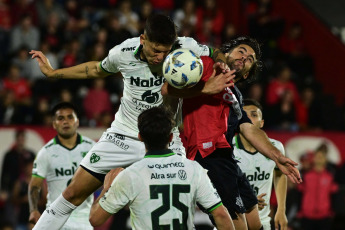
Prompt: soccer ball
<box><xmin>162</xmin><ymin>48</ymin><xmax>203</xmax><ymax>89</ymax></box>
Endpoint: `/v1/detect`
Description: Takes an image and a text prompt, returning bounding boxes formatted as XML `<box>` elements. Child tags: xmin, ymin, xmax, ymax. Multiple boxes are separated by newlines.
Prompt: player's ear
<box><xmin>260</xmin><ymin>119</ymin><xmax>264</xmax><ymax>129</ymax></box>
<box><xmin>140</xmin><ymin>34</ymin><xmax>146</xmax><ymax>45</ymax></box>
<box><xmin>169</xmin><ymin>133</ymin><xmax>173</xmax><ymax>142</ymax></box>
<box><xmin>138</xmin><ymin>133</ymin><xmax>144</xmax><ymax>142</ymax></box>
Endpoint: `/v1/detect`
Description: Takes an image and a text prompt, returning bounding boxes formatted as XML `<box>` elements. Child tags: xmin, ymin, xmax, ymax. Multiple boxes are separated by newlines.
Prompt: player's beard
<box><xmin>229</xmin><ymin>59</ymin><xmax>248</xmax><ymax>82</ymax></box>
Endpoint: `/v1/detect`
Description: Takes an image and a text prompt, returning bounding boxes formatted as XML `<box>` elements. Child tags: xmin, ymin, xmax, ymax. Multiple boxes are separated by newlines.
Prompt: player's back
<box><xmin>118</xmin><ymin>152</ymin><xmax>221</xmax><ymax>230</ymax></box>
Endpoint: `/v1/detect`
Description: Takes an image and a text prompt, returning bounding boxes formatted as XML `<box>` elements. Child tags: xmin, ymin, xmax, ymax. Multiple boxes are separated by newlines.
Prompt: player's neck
<box><xmin>57</xmin><ymin>134</ymin><xmax>78</xmax><ymax>149</ymax></box>
<box><xmin>238</xmin><ymin>134</ymin><xmax>256</xmax><ymax>152</ymax></box>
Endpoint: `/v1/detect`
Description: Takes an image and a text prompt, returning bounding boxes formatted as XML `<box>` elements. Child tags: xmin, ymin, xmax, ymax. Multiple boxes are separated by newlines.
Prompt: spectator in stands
<box><xmin>0</xmin><ymin>90</ymin><xmax>22</xmax><ymax>125</ymax></box>
<box><xmin>0</xmin><ymin>0</ymin><xmax>11</xmax><ymax>30</ymax></box>
<box><xmin>265</xmin><ymin>65</ymin><xmax>307</xmax><ymax>129</ymax></box>
<box><xmin>196</xmin><ymin>0</ymin><xmax>224</xmax><ymax>37</ymax></box>
<box><xmin>1</xmin><ymin>65</ymin><xmax>32</xmax><ymax>106</ymax></box>
<box><xmin>10</xmin><ymin>0</ymin><xmax>38</xmax><ymax>26</ymax></box>
<box><xmin>83</xmin><ymin>78</ymin><xmax>112</xmax><ymax>127</ymax></box>
<box><xmin>35</xmin><ymin>0</ymin><xmax>67</xmax><ymax>27</ymax></box>
<box><xmin>11</xmin><ymin>46</ymin><xmax>30</xmax><ymax>77</ymax></box>
<box><xmin>1</xmin><ymin>129</ymin><xmax>35</xmax><ymax>193</ymax></box>
<box><xmin>221</xmin><ymin>23</ymin><xmax>238</xmax><ymax>44</ymax></box>
<box><xmin>297</xmin><ymin>143</ymin><xmax>338</xmax><ymax>230</ymax></box>
<box><xmin>138</xmin><ymin>1</ymin><xmax>153</xmax><ymax>34</ymax></box>
<box><xmin>115</xmin><ymin>0</ymin><xmax>139</xmax><ymax>36</ymax></box>
<box><xmin>106</xmin><ymin>14</ymin><xmax>132</xmax><ymax>50</ymax></box>
<box><xmin>173</xmin><ymin>0</ymin><xmax>197</xmax><ymax>33</ymax></box>
<box><xmin>10</xmin><ymin>14</ymin><xmax>39</xmax><ymax>54</ymax></box>
<box><xmin>31</xmin><ymin>97</ymin><xmax>52</xmax><ymax>126</ymax></box>
<box><xmin>11</xmin><ymin>158</ymin><xmax>46</xmax><ymax>230</ymax></box>
<box><xmin>40</xmin><ymin>12</ymin><xmax>64</xmax><ymax>53</ymax></box>
<box><xmin>278</xmin><ymin>22</ymin><xmax>314</xmax><ymax>82</ymax></box>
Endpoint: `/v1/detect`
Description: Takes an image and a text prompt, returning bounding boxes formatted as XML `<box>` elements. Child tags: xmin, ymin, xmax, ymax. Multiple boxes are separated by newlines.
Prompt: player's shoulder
<box><xmin>115</xmin><ymin>37</ymin><xmax>140</xmax><ymax>52</ymax></box>
<box><xmin>43</xmin><ymin>138</ymin><xmax>56</xmax><ymax>150</ymax></box>
<box><xmin>80</xmin><ymin>135</ymin><xmax>96</xmax><ymax>146</ymax></box>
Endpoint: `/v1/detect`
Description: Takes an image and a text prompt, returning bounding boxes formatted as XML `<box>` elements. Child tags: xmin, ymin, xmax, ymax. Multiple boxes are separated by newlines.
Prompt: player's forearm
<box><xmin>212</xmin><ymin>206</ymin><xmax>235</xmax><ymax>230</ymax></box>
<box><xmin>211</xmin><ymin>48</ymin><xmax>226</xmax><ymax>64</ymax></box>
<box><xmin>274</xmin><ymin>171</ymin><xmax>287</xmax><ymax>212</ymax></box>
<box><xmin>28</xmin><ymin>185</ymin><xmax>41</xmax><ymax>212</ymax></box>
<box><xmin>240</xmin><ymin>123</ymin><xmax>283</xmax><ymax>162</ymax></box>
<box><xmin>47</xmin><ymin>61</ymin><xmax>106</xmax><ymax>79</ymax></box>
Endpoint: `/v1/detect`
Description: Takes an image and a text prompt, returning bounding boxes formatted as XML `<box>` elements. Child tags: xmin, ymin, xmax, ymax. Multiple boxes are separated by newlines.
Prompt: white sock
<box><xmin>33</xmin><ymin>194</ymin><xmax>77</xmax><ymax>230</ymax></box>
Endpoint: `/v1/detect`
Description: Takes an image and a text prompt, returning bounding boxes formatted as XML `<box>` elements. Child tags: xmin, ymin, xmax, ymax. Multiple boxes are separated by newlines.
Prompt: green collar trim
<box><xmin>144</xmin><ymin>149</ymin><xmax>175</xmax><ymax>158</ymax></box>
<box><xmin>54</xmin><ymin>133</ymin><xmax>82</xmax><ymax>150</ymax></box>
<box><xmin>235</xmin><ymin>135</ymin><xmax>258</xmax><ymax>155</ymax></box>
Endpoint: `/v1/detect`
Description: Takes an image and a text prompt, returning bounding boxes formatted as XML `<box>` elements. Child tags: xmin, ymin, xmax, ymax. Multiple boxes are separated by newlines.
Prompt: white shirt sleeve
<box><xmin>100</xmin><ymin>45</ymin><xmax>122</xmax><ymax>74</ymax></box>
<box><xmin>178</xmin><ymin>37</ymin><xmax>211</xmax><ymax>57</ymax></box>
<box><xmin>195</xmin><ymin>164</ymin><xmax>222</xmax><ymax>212</ymax></box>
<box><xmin>32</xmin><ymin>148</ymin><xmax>49</xmax><ymax>178</ymax></box>
<box><xmin>99</xmin><ymin>170</ymin><xmax>133</xmax><ymax>214</ymax></box>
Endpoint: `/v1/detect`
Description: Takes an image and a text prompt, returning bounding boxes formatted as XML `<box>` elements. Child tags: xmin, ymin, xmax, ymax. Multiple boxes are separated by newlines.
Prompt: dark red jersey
<box><xmin>182</xmin><ymin>56</ymin><xmax>233</xmax><ymax>160</ymax></box>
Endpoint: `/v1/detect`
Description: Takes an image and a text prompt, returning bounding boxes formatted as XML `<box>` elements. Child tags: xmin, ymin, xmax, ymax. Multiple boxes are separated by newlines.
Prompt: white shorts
<box><xmin>80</xmin><ymin>127</ymin><xmax>186</xmax><ymax>175</ymax></box>
<box><xmin>261</xmin><ymin>221</ymin><xmax>271</xmax><ymax>230</ymax></box>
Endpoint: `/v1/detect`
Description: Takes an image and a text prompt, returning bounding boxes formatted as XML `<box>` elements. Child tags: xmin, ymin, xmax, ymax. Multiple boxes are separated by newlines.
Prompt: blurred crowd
<box><xmin>0</xmin><ymin>0</ymin><xmax>344</xmax><ymax>131</ymax></box>
<box><xmin>1</xmin><ymin>0</ymin><xmax>345</xmax><ymax>229</ymax></box>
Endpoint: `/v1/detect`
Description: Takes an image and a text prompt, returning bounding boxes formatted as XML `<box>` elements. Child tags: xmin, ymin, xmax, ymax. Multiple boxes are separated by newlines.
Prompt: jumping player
<box><xmin>29</xmin><ymin>14</ymin><xmax>232</xmax><ymax>229</ymax></box>
<box><xmin>162</xmin><ymin>36</ymin><xmax>301</xmax><ymax>230</ymax></box>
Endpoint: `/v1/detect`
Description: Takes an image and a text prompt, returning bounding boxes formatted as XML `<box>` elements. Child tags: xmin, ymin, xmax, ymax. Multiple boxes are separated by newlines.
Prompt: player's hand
<box><xmin>28</xmin><ymin>210</ymin><xmax>41</xmax><ymax>225</ymax></box>
<box><xmin>213</xmin><ymin>62</ymin><xmax>230</xmax><ymax>74</ymax></box>
<box><xmin>104</xmin><ymin>168</ymin><xmax>124</xmax><ymax>190</ymax></box>
<box><xmin>276</xmin><ymin>156</ymin><xmax>302</xmax><ymax>184</ymax></box>
<box><xmin>274</xmin><ymin>210</ymin><xmax>288</xmax><ymax>230</ymax></box>
<box><xmin>29</xmin><ymin>50</ymin><xmax>54</xmax><ymax>77</ymax></box>
<box><xmin>257</xmin><ymin>193</ymin><xmax>267</xmax><ymax>211</ymax></box>
<box><xmin>203</xmin><ymin>69</ymin><xmax>235</xmax><ymax>95</ymax></box>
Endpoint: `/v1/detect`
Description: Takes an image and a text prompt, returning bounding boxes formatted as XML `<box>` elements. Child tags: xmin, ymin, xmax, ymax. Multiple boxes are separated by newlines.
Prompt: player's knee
<box><xmin>62</xmin><ymin>186</ymin><xmax>85</xmax><ymax>206</ymax></box>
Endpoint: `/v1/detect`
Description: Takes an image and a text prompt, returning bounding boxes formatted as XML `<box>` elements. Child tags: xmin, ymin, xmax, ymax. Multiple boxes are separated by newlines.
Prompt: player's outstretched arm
<box><xmin>161</xmin><ymin>68</ymin><xmax>235</xmax><ymax>98</ymax></box>
<box><xmin>28</xmin><ymin>176</ymin><xmax>44</xmax><ymax>225</ymax></box>
<box><xmin>273</xmin><ymin>170</ymin><xmax>288</xmax><ymax>230</ymax></box>
<box><xmin>30</xmin><ymin>50</ymin><xmax>110</xmax><ymax>79</ymax></box>
<box><xmin>239</xmin><ymin>123</ymin><xmax>302</xmax><ymax>184</ymax></box>
<box><xmin>211</xmin><ymin>205</ymin><xmax>235</xmax><ymax>230</ymax></box>
<box><xmin>89</xmin><ymin>168</ymin><xmax>124</xmax><ymax>227</ymax></box>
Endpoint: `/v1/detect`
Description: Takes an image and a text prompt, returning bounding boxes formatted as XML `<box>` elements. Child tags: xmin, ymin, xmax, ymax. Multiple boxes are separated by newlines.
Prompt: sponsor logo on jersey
<box><xmin>147</xmin><ymin>162</ymin><xmax>185</xmax><ymax>169</ymax></box>
<box><xmin>90</xmin><ymin>153</ymin><xmax>101</xmax><ymax>163</ymax></box>
<box><xmin>202</xmin><ymin>141</ymin><xmax>213</xmax><ymax>149</ymax></box>
<box><xmin>105</xmin><ymin>133</ymin><xmax>129</xmax><ymax>150</ymax></box>
<box><xmin>178</xmin><ymin>170</ymin><xmax>187</xmax><ymax>180</ymax></box>
<box><xmin>55</xmin><ymin>162</ymin><xmax>78</xmax><ymax>177</ymax></box>
<box><xmin>246</xmin><ymin>167</ymin><xmax>271</xmax><ymax>182</ymax></box>
<box><xmin>130</xmin><ymin>76</ymin><xmax>164</xmax><ymax>88</ymax></box>
<box><xmin>121</xmin><ymin>46</ymin><xmax>136</xmax><ymax>52</ymax></box>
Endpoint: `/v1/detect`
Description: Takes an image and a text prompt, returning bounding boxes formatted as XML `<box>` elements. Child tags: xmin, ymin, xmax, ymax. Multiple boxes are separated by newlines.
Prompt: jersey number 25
<box><xmin>150</xmin><ymin>184</ymin><xmax>190</xmax><ymax>230</ymax></box>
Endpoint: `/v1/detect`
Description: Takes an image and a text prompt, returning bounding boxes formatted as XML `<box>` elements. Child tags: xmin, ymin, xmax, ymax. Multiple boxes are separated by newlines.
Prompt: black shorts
<box><xmin>195</xmin><ymin>148</ymin><xmax>257</xmax><ymax>219</ymax></box>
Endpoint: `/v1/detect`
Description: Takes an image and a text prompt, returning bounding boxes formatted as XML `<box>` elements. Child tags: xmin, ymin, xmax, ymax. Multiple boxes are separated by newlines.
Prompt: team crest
<box><xmin>90</xmin><ymin>153</ymin><xmax>101</xmax><ymax>163</ymax></box>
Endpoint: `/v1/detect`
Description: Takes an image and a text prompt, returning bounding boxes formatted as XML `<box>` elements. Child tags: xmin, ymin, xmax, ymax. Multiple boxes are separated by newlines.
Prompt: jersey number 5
<box><xmin>150</xmin><ymin>184</ymin><xmax>190</xmax><ymax>230</ymax></box>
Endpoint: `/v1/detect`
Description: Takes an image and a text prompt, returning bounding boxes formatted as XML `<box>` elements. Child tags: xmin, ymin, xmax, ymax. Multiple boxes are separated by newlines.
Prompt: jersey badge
<box><xmin>178</xmin><ymin>170</ymin><xmax>187</xmax><ymax>180</ymax></box>
<box><xmin>90</xmin><ymin>153</ymin><xmax>101</xmax><ymax>163</ymax></box>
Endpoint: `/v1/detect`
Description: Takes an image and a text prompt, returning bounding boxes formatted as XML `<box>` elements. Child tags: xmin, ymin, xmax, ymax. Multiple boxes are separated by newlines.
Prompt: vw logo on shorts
<box><xmin>178</xmin><ymin>170</ymin><xmax>187</xmax><ymax>180</ymax></box>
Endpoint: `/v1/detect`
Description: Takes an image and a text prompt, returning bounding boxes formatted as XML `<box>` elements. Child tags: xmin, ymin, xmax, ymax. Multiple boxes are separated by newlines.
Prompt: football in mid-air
<box><xmin>162</xmin><ymin>48</ymin><xmax>203</xmax><ymax>89</ymax></box>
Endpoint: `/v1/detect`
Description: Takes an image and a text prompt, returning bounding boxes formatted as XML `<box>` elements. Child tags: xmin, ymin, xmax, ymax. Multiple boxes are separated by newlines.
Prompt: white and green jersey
<box><xmin>100</xmin><ymin>37</ymin><xmax>211</xmax><ymax>136</ymax></box>
<box><xmin>32</xmin><ymin>134</ymin><xmax>95</xmax><ymax>229</ymax></box>
<box><xmin>232</xmin><ymin>135</ymin><xmax>285</xmax><ymax>228</ymax></box>
<box><xmin>99</xmin><ymin>149</ymin><xmax>222</xmax><ymax>230</ymax></box>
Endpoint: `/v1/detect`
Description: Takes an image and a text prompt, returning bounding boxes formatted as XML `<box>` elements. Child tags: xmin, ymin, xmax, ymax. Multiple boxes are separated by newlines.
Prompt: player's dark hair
<box><xmin>138</xmin><ymin>106</ymin><xmax>175</xmax><ymax>151</ymax></box>
<box><xmin>243</xmin><ymin>99</ymin><xmax>263</xmax><ymax>116</ymax></box>
<box><xmin>220</xmin><ymin>36</ymin><xmax>263</xmax><ymax>82</ymax></box>
<box><xmin>51</xmin><ymin>102</ymin><xmax>78</xmax><ymax>118</ymax></box>
<box><xmin>144</xmin><ymin>14</ymin><xmax>177</xmax><ymax>45</ymax></box>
